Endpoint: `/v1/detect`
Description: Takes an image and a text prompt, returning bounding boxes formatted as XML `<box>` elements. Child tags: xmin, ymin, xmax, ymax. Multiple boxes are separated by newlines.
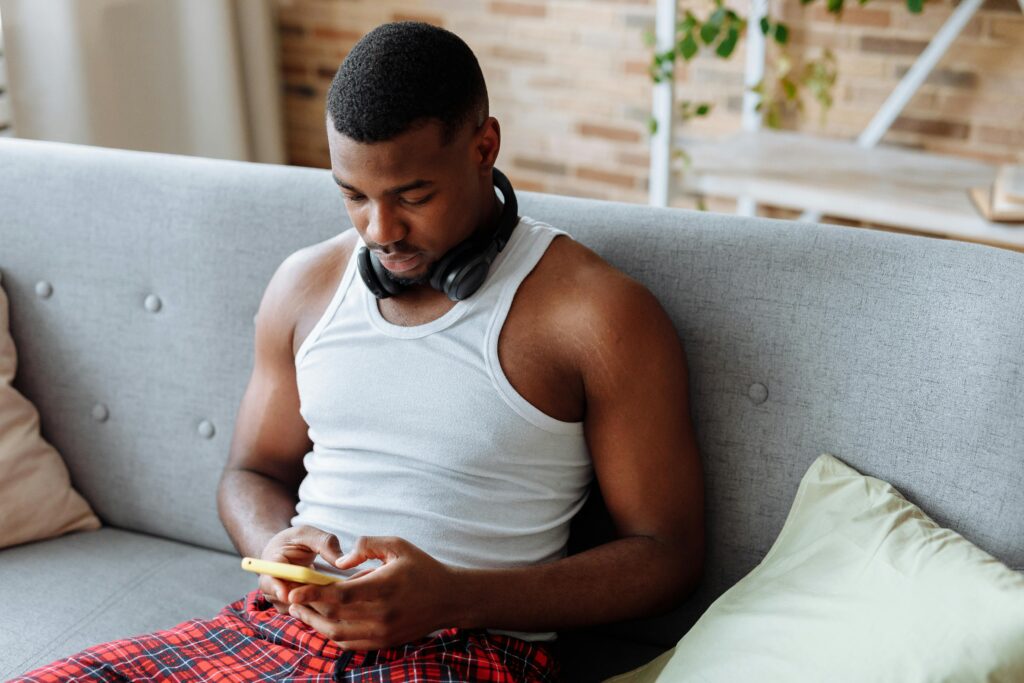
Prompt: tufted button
<box><xmin>35</xmin><ymin>281</ymin><xmax>53</xmax><ymax>299</ymax></box>
<box><xmin>748</xmin><ymin>382</ymin><xmax>769</xmax><ymax>405</ymax></box>
<box><xmin>198</xmin><ymin>420</ymin><xmax>216</xmax><ymax>439</ymax></box>
<box><xmin>92</xmin><ymin>403</ymin><xmax>109</xmax><ymax>422</ymax></box>
<box><xmin>144</xmin><ymin>294</ymin><xmax>162</xmax><ymax>313</ymax></box>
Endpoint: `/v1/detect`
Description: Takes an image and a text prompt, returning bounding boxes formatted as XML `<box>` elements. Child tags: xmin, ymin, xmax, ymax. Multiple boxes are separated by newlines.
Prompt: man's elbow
<box><xmin>634</xmin><ymin>531</ymin><xmax>705</xmax><ymax>620</ymax></box>
<box><xmin>664</xmin><ymin>530</ymin><xmax>706</xmax><ymax>607</ymax></box>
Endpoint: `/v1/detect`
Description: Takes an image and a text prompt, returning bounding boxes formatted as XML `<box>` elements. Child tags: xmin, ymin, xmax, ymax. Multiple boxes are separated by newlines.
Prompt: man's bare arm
<box><xmin>217</xmin><ymin>251</ymin><xmax>318</xmax><ymax>560</ymax></box>
<box><xmin>454</xmin><ymin>272</ymin><xmax>705</xmax><ymax>631</ymax></box>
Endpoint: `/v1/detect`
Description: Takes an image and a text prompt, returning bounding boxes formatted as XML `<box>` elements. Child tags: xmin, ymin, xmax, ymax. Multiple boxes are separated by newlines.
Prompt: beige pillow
<box><xmin>607</xmin><ymin>453</ymin><xmax>1024</xmax><ymax>683</ymax></box>
<box><xmin>0</xmin><ymin>279</ymin><xmax>101</xmax><ymax>548</ymax></box>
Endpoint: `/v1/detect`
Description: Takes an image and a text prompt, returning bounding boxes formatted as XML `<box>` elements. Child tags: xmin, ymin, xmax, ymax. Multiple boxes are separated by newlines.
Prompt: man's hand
<box><xmin>284</xmin><ymin>536</ymin><xmax>460</xmax><ymax>650</ymax></box>
<box><xmin>258</xmin><ymin>525</ymin><xmax>346</xmax><ymax>615</ymax></box>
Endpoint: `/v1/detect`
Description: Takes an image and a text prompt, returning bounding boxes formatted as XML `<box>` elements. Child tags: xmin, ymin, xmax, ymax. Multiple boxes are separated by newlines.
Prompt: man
<box><xmin>16</xmin><ymin>21</ymin><xmax>703</xmax><ymax>682</ymax></box>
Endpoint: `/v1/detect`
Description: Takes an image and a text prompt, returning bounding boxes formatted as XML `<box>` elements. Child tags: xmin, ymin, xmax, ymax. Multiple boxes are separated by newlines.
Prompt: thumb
<box><xmin>312</xmin><ymin>530</ymin><xmax>344</xmax><ymax>566</ymax></box>
<box><xmin>334</xmin><ymin>535</ymin><xmax>399</xmax><ymax>570</ymax></box>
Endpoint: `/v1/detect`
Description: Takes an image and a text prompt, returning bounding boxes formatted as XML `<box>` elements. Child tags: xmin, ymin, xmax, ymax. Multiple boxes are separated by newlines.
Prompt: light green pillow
<box><xmin>606</xmin><ymin>453</ymin><xmax>1024</xmax><ymax>682</ymax></box>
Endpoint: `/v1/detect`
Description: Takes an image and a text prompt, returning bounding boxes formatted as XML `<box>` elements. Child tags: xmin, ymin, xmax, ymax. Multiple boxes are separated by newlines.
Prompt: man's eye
<box><xmin>344</xmin><ymin>194</ymin><xmax>366</xmax><ymax>203</ymax></box>
<box><xmin>402</xmin><ymin>194</ymin><xmax>433</xmax><ymax>206</ymax></box>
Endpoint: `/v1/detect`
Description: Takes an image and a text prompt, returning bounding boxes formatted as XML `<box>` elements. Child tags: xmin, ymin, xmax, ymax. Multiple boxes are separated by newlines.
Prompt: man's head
<box><xmin>325</xmin><ymin>22</ymin><xmax>501</xmax><ymax>290</ymax></box>
<box><xmin>327</xmin><ymin>21</ymin><xmax>488</xmax><ymax>146</ymax></box>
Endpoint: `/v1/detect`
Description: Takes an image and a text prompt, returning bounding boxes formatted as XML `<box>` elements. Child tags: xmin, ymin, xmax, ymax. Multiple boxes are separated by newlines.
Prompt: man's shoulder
<box><xmin>260</xmin><ymin>229</ymin><xmax>360</xmax><ymax>355</ymax></box>
<box><xmin>279</xmin><ymin>228</ymin><xmax>360</xmax><ymax>287</ymax></box>
<box><xmin>535</xmin><ymin>229</ymin><xmax>661</xmax><ymax>327</ymax></box>
<box><xmin>528</xmin><ymin>228</ymin><xmax>678</xmax><ymax>381</ymax></box>
<box><xmin>524</xmin><ymin>229</ymin><xmax>684</xmax><ymax>403</ymax></box>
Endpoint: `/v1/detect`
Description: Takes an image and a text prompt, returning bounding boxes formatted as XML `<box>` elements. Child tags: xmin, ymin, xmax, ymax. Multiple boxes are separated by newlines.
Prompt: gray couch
<box><xmin>1</xmin><ymin>137</ymin><xmax>1022</xmax><ymax>682</ymax></box>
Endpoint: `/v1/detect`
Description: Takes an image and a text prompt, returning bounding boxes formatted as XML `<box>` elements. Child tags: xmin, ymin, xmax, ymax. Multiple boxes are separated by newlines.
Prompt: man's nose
<box><xmin>364</xmin><ymin>201</ymin><xmax>407</xmax><ymax>248</ymax></box>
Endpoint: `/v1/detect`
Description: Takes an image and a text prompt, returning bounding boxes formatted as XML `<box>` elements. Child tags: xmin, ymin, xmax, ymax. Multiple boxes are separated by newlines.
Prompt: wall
<box><xmin>273</xmin><ymin>0</ymin><xmax>1024</xmax><ymax>218</ymax></box>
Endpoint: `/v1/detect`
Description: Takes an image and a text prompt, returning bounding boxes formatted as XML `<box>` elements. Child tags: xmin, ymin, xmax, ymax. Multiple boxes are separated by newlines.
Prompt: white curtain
<box><xmin>0</xmin><ymin>0</ymin><xmax>286</xmax><ymax>163</ymax></box>
<box><xmin>0</xmin><ymin>9</ymin><xmax>11</xmax><ymax>138</ymax></box>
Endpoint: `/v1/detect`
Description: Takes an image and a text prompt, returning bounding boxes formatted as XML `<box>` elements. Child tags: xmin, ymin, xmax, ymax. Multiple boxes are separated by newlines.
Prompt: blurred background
<box><xmin>1</xmin><ymin>0</ymin><xmax>1021</xmax><ymax>250</ymax></box>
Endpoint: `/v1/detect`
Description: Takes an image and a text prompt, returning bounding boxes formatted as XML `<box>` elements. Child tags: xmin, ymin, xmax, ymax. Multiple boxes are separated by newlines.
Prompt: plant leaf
<box><xmin>760</xmin><ymin>17</ymin><xmax>771</xmax><ymax>35</ymax></box>
<box><xmin>679</xmin><ymin>12</ymin><xmax>697</xmax><ymax>34</ymax></box>
<box><xmin>774</xmin><ymin>23</ymin><xmax>789</xmax><ymax>45</ymax></box>
<box><xmin>907</xmin><ymin>0</ymin><xmax>923</xmax><ymax>12</ymax></box>
<box><xmin>649</xmin><ymin>49</ymin><xmax>675</xmax><ymax>83</ymax></box>
<box><xmin>701</xmin><ymin>22</ymin><xmax>721</xmax><ymax>44</ymax></box>
<box><xmin>680</xmin><ymin>33</ymin><xmax>699</xmax><ymax>60</ymax></box>
<box><xmin>716</xmin><ymin>27</ymin><xmax>739</xmax><ymax>58</ymax></box>
<box><xmin>782</xmin><ymin>78</ymin><xmax>797</xmax><ymax>99</ymax></box>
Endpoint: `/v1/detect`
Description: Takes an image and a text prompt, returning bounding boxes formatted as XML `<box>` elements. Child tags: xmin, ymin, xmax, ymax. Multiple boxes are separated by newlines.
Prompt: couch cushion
<box><xmin>0</xmin><ymin>278</ymin><xmax>100</xmax><ymax>549</ymax></box>
<box><xmin>606</xmin><ymin>453</ymin><xmax>1024</xmax><ymax>682</ymax></box>
<box><xmin>0</xmin><ymin>527</ymin><xmax>256</xmax><ymax>679</ymax></box>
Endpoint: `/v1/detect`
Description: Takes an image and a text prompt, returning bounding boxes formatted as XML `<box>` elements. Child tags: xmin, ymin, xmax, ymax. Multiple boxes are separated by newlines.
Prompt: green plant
<box><xmin>645</xmin><ymin>0</ymin><xmax>924</xmax><ymax>135</ymax></box>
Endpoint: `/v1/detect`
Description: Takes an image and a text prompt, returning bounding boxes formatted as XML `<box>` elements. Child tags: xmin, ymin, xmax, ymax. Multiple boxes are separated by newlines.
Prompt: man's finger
<box><xmin>348</xmin><ymin>566</ymin><xmax>378</xmax><ymax>581</ymax></box>
<box><xmin>258</xmin><ymin>576</ymin><xmax>295</xmax><ymax>615</ymax></box>
<box><xmin>260</xmin><ymin>575</ymin><xmax>302</xmax><ymax>604</ymax></box>
<box><xmin>305</xmin><ymin>598</ymin><xmax>377</xmax><ymax>623</ymax></box>
<box><xmin>335</xmin><ymin>638</ymin><xmax>389</xmax><ymax>652</ymax></box>
<box><xmin>334</xmin><ymin>536</ymin><xmax>403</xmax><ymax>570</ymax></box>
<box><xmin>284</xmin><ymin>525</ymin><xmax>343</xmax><ymax>565</ymax></box>
<box><xmin>287</xmin><ymin>584</ymin><xmax>323</xmax><ymax>605</ymax></box>
<box><xmin>287</xmin><ymin>602</ymin><xmax>378</xmax><ymax>644</ymax></box>
<box><xmin>313</xmin><ymin>530</ymin><xmax>344</xmax><ymax>566</ymax></box>
<box><xmin>288</xmin><ymin>574</ymin><xmax>377</xmax><ymax>607</ymax></box>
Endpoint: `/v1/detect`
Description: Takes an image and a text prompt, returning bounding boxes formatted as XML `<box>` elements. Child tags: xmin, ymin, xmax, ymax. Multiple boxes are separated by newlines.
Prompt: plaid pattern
<box><xmin>13</xmin><ymin>589</ymin><xmax>561</xmax><ymax>682</ymax></box>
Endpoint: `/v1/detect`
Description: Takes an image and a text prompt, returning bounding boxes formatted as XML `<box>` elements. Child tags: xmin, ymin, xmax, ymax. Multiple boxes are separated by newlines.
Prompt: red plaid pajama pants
<box><xmin>12</xmin><ymin>589</ymin><xmax>561</xmax><ymax>682</ymax></box>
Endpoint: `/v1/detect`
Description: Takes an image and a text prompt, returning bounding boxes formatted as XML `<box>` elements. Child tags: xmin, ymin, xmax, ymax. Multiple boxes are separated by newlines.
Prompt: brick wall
<box><xmin>274</xmin><ymin>0</ymin><xmax>1024</xmax><ymax>219</ymax></box>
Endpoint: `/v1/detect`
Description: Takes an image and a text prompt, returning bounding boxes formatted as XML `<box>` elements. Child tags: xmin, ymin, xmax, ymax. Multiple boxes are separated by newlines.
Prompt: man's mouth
<box><xmin>376</xmin><ymin>252</ymin><xmax>421</xmax><ymax>273</ymax></box>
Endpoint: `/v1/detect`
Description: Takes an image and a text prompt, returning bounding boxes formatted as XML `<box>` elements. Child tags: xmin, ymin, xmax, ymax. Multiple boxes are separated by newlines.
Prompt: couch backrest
<box><xmin>2</xmin><ymin>138</ymin><xmax>1023</xmax><ymax>655</ymax></box>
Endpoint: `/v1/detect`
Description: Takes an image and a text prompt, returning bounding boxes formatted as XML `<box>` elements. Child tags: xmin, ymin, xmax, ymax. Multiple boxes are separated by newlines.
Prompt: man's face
<box><xmin>327</xmin><ymin>117</ymin><xmax>499</xmax><ymax>289</ymax></box>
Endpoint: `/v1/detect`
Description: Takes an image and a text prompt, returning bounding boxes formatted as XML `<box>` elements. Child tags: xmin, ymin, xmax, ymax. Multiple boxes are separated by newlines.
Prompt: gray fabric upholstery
<box><xmin>0</xmin><ymin>528</ymin><xmax>256</xmax><ymax>679</ymax></box>
<box><xmin>1</xmin><ymin>138</ymin><xmax>1023</xmax><ymax>680</ymax></box>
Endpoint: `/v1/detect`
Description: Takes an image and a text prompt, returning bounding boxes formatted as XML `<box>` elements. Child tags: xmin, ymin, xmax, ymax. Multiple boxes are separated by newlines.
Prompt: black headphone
<box><xmin>357</xmin><ymin>167</ymin><xmax>519</xmax><ymax>302</ymax></box>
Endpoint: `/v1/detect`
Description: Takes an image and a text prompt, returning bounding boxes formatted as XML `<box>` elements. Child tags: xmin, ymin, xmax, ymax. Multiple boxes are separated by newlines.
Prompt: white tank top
<box><xmin>290</xmin><ymin>216</ymin><xmax>594</xmax><ymax>642</ymax></box>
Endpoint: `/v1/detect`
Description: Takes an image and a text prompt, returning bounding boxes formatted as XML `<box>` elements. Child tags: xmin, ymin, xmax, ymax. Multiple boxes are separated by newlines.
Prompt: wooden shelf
<box><xmin>677</xmin><ymin>129</ymin><xmax>1024</xmax><ymax>250</ymax></box>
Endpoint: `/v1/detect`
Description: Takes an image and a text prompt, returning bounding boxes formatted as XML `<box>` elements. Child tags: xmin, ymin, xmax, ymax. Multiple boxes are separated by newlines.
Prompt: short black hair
<box><xmin>326</xmin><ymin>22</ymin><xmax>488</xmax><ymax>145</ymax></box>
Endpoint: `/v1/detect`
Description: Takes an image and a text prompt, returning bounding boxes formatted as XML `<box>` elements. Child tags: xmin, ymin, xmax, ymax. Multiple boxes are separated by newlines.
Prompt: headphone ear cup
<box><xmin>444</xmin><ymin>255</ymin><xmax>490</xmax><ymax>301</ymax></box>
<box><xmin>429</xmin><ymin>240</ymin><xmax>476</xmax><ymax>294</ymax></box>
<box><xmin>358</xmin><ymin>247</ymin><xmax>403</xmax><ymax>299</ymax></box>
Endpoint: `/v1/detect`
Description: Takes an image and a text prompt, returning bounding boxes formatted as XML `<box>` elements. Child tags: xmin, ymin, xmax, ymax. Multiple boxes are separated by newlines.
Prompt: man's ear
<box><xmin>474</xmin><ymin>116</ymin><xmax>501</xmax><ymax>172</ymax></box>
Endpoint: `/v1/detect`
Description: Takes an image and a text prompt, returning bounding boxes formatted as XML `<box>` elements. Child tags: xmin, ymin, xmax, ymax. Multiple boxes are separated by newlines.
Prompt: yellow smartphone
<box><xmin>240</xmin><ymin>557</ymin><xmax>342</xmax><ymax>586</ymax></box>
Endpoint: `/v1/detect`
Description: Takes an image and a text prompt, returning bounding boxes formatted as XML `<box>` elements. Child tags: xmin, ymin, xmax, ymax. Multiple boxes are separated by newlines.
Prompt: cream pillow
<box><xmin>607</xmin><ymin>453</ymin><xmax>1024</xmax><ymax>682</ymax></box>
<box><xmin>0</xmin><ymin>279</ymin><xmax>101</xmax><ymax>548</ymax></box>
